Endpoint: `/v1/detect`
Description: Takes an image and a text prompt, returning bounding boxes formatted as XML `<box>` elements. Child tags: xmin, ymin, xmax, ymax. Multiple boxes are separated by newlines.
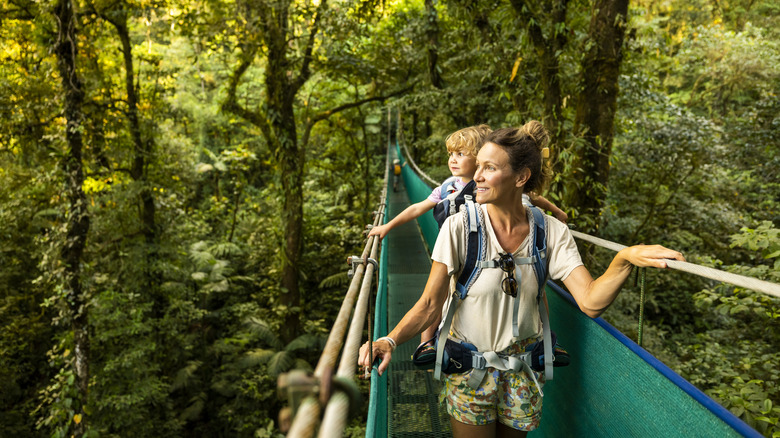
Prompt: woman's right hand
<box><xmin>367</xmin><ymin>224</ymin><xmax>389</xmax><ymax>239</ymax></box>
<box><xmin>358</xmin><ymin>339</ymin><xmax>394</xmax><ymax>376</ymax></box>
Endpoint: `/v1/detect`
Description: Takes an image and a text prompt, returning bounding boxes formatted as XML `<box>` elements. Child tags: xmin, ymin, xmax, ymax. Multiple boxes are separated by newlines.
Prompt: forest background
<box><xmin>1</xmin><ymin>0</ymin><xmax>778</xmax><ymax>436</ymax></box>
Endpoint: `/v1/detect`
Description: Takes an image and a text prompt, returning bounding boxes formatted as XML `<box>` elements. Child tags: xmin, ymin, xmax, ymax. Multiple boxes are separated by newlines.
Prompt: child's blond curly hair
<box><xmin>445</xmin><ymin>124</ymin><xmax>492</xmax><ymax>157</ymax></box>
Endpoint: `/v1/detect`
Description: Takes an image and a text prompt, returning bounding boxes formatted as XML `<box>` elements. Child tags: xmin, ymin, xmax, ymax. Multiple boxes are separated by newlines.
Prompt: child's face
<box><xmin>448</xmin><ymin>150</ymin><xmax>478</xmax><ymax>179</ymax></box>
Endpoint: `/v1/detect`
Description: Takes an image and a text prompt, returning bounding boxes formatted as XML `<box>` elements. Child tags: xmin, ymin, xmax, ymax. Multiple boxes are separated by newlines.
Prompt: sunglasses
<box><xmin>498</xmin><ymin>253</ymin><xmax>517</xmax><ymax>297</ymax></box>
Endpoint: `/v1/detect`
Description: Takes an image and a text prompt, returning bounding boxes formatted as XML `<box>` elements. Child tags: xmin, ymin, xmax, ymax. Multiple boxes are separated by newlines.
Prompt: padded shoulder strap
<box><xmin>528</xmin><ymin>205</ymin><xmax>554</xmax><ymax>380</ymax></box>
<box><xmin>528</xmin><ymin>206</ymin><xmax>549</xmax><ymax>300</ymax></box>
<box><xmin>454</xmin><ymin>199</ymin><xmax>484</xmax><ymax>300</ymax></box>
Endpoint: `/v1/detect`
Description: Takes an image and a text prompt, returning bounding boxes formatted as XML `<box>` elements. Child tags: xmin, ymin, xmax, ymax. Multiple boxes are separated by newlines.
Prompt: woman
<box><xmin>359</xmin><ymin>121</ymin><xmax>684</xmax><ymax>437</ymax></box>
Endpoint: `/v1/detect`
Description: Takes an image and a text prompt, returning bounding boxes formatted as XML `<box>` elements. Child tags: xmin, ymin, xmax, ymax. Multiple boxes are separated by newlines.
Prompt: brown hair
<box><xmin>445</xmin><ymin>124</ymin><xmax>492</xmax><ymax>157</ymax></box>
<box><xmin>484</xmin><ymin>121</ymin><xmax>552</xmax><ymax>193</ymax></box>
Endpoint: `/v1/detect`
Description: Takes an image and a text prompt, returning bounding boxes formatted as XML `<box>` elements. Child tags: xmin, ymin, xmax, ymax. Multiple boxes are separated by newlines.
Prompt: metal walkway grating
<box><xmin>384</xmin><ymin>177</ymin><xmax>451</xmax><ymax>438</ymax></box>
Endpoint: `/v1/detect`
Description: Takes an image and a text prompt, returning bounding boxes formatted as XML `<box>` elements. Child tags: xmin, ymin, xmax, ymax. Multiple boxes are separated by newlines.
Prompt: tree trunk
<box><xmin>223</xmin><ymin>0</ymin><xmax>407</xmax><ymax>342</ymax></box>
<box><xmin>53</xmin><ymin>0</ymin><xmax>90</xmax><ymax>433</ymax></box>
<box><xmin>424</xmin><ymin>0</ymin><xmax>444</xmax><ymax>89</ymax></box>
<box><xmin>112</xmin><ymin>14</ymin><xmax>157</xmax><ymax>244</ymax></box>
<box><xmin>509</xmin><ymin>0</ymin><xmax>569</xmax><ymax>175</ymax></box>
<box><xmin>566</xmin><ymin>0</ymin><xmax>630</xmax><ymax>234</ymax></box>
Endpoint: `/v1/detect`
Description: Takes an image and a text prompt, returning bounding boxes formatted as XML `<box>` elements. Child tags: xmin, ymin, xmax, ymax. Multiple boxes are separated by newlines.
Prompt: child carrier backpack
<box><xmin>432</xmin><ymin>179</ymin><xmax>477</xmax><ymax>228</ymax></box>
<box><xmin>427</xmin><ymin>197</ymin><xmax>569</xmax><ymax>395</ymax></box>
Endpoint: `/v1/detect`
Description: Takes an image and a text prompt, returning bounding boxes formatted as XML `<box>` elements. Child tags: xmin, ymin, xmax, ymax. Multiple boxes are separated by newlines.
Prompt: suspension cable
<box><xmin>398</xmin><ymin>129</ymin><xmax>438</xmax><ymax>187</ymax></box>
<box><xmin>571</xmin><ymin>230</ymin><xmax>780</xmax><ymax>299</ymax></box>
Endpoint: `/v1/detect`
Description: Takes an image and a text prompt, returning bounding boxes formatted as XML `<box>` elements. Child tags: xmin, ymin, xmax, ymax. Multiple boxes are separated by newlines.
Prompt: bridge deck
<box><xmin>384</xmin><ymin>171</ymin><xmax>451</xmax><ymax>438</ymax></box>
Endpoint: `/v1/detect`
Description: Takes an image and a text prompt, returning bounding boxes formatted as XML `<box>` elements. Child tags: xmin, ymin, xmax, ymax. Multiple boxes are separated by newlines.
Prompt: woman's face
<box><xmin>474</xmin><ymin>142</ymin><xmax>523</xmax><ymax>205</ymax></box>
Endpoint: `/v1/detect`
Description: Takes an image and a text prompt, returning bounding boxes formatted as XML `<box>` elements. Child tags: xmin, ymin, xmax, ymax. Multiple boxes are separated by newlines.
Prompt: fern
<box><xmin>171</xmin><ymin>360</ymin><xmax>203</xmax><ymax>391</ymax></box>
<box><xmin>245</xmin><ymin>317</ymin><xmax>284</xmax><ymax>350</ymax></box>
<box><xmin>319</xmin><ymin>272</ymin><xmax>349</xmax><ymax>288</ymax></box>
<box><xmin>285</xmin><ymin>334</ymin><xmax>326</xmax><ymax>354</ymax></box>
<box><xmin>240</xmin><ymin>348</ymin><xmax>276</xmax><ymax>368</ymax></box>
<box><xmin>180</xmin><ymin>392</ymin><xmax>206</xmax><ymax>421</ymax></box>
<box><xmin>211</xmin><ymin>242</ymin><xmax>242</xmax><ymax>258</ymax></box>
<box><xmin>268</xmin><ymin>351</ymin><xmax>294</xmax><ymax>377</ymax></box>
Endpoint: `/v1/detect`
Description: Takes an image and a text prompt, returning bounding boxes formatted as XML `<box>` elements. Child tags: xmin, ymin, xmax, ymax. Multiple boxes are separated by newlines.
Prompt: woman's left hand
<box><xmin>620</xmin><ymin>244</ymin><xmax>685</xmax><ymax>269</ymax></box>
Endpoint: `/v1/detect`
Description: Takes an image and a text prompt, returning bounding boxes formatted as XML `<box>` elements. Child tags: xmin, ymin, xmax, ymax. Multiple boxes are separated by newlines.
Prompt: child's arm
<box><xmin>529</xmin><ymin>193</ymin><xmax>568</xmax><ymax>224</ymax></box>
<box><xmin>368</xmin><ymin>199</ymin><xmax>437</xmax><ymax>239</ymax></box>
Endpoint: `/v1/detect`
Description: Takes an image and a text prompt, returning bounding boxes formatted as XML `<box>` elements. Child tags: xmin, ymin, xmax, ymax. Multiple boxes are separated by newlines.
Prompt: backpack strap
<box><xmin>528</xmin><ymin>206</ymin><xmax>553</xmax><ymax>379</ymax></box>
<box><xmin>434</xmin><ymin>198</ymin><xmax>484</xmax><ymax>381</ymax></box>
<box><xmin>475</xmin><ymin>206</ymin><xmax>554</xmax><ymax>380</ymax></box>
<box><xmin>440</xmin><ymin>177</ymin><xmax>459</xmax><ymax>198</ymax></box>
<box><xmin>435</xmin><ymin>205</ymin><xmax>556</xmax><ymax>383</ymax></box>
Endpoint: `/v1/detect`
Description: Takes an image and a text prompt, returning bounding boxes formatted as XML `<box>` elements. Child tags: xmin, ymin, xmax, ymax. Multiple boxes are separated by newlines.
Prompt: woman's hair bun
<box><xmin>519</xmin><ymin>120</ymin><xmax>549</xmax><ymax>150</ymax></box>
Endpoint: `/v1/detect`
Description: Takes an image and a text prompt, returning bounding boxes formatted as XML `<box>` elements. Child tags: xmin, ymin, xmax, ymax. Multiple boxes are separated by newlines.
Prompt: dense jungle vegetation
<box><xmin>1</xmin><ymin>0</ymin><xmax>778</xmax><ymax>436</ymax></box>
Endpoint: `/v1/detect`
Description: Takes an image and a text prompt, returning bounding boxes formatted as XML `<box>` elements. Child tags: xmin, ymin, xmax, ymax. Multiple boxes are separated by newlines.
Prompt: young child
<box><xmin>369</xmin><ymin>124</ymin><xmax>491</xmax><ymax>240</ymax></box>
<box><xmin>525</xmin><ymin>193</ymin><xmax>568</xmax><ymax>223</ymax></box>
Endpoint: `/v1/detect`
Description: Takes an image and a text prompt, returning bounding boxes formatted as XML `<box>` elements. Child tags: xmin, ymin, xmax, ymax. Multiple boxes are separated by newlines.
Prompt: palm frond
<box><xmin>319</xmin><ymin>272</ymin><xmax>349</xmax><ymax>289</ymax></box>
<box><xmin>268</xmin><ymin>351</ymin><xmax>294</xmax><ymax>377</ymax></box>
<box><xmin>244</xmin><ymin>317</ymin><xmax>284</xmax><ymax>350</ymax></box>
<box><xmin>171</xmin><ymin>360</ymin><xmax>203</xmax><ymax>391</ymax></box>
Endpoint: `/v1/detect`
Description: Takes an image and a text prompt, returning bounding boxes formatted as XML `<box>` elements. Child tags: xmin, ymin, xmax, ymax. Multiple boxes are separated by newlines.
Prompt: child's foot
<box><xmin>412</xmin><ymin>340</ymin><xmax>436</xmax><ymax>366</ymax></box>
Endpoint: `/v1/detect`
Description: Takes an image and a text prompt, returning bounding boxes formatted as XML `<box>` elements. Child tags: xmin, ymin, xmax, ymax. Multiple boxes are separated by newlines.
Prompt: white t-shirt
<box><xmin>428</xmin><ymin>176</ymin><xmax>467</xmax><ymax>203</ymax></box>
<box><xmin>432</xmin><ymin>204</ymin><xmax>583</xmax><ymax>352</ymax></box>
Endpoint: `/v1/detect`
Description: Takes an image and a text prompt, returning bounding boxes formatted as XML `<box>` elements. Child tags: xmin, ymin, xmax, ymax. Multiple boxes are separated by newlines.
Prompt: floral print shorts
<box><xmin>439</xmin><ymin>338</ymin><xmax>545</xmax><ymax>431</ymax></box>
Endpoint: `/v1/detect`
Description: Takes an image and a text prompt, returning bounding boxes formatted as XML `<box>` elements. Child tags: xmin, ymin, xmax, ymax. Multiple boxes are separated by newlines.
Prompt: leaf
<box><xmin>240</xmin><ymin>348</ymin><xmax>276</xmax><ymax>367</ymax></box>
<box><xmin>268</xmin><ymin>351</ymin><xmax>294</xmax><ymax>377</ymax></box>
<box><xmin>510</xmin><ymin>57</ymin><xmax>522</xmax><ymax>83</ymax></box>
<box><xmin>245</xmin><ymin>317</ymin><xmax>284</xmax><ymax>350</ymax></box>
<box><xmin>285</xmin><ymin>334</ymin><xmax>326</xmax><ymax>353</ymax></box>
<box><xmin>180</xmin><ymin>393</ymin><xmax>206</xmax><ymax>421</ymax></box>
<box><xmin>196</xmin><ymin>163</ymin><xmax>214</xmax><ymax>173</ymax></box>
<box><xmin>319</xmin><ymin>272</ymin><xmax>349</xmax><ymax>288</ymax></box>
<box><xmin>171</xmin><ymin>361</ymin><xmax>203</xmax><ymax>391</ymax></box>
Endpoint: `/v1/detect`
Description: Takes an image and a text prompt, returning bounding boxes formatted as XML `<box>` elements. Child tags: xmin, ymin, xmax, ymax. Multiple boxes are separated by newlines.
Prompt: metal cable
<box><xmin>571</xmin><ymin>230</ymin><xmax>780</xmax><ymax>299</ymax></box>
<box><xmin>399</xmin><ymin>137</ymin><xmax>439</xmax><ymax>187</ymax></box>
<box><xmin>637</xmin><ymin>268</ymin><xmax>646</xmax><ymax>347</ymax></box>
<box><xmin>318</xmin><ymin>226</ymin><xmax>381</xmax><ymax>437</ymax></box>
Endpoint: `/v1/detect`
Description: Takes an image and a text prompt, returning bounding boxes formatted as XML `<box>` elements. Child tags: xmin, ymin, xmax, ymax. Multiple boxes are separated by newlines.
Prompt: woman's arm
<box><xmin>359</xmin><ymin>261</ymin><xmax>451</xmax><ymax>375</ymax></box>
<box><xmin>368</xmin><ymin>199</ymin><xmax>437</xmax><ymax>239</ymax></box>
<box><xmin>562</xmin><ymin>245</ymin><xmax>684</xmax><ymax>318</ymax></box>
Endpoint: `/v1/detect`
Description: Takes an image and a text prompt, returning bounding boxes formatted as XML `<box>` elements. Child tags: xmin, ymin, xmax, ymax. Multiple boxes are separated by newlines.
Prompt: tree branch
<box><xmin>221</xmin><ymin>47</ymin><xmax>274</xmax><ymax>142</ymax></box>
<box><xmin>301</xmin><ymin>85</ymin><xmax>414</xmax><ymax>147</ymax></box>
<box><xmin>292</xmin><ymin>0</ymin><xmax>328</xmax><ymax>92</ymax></box>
